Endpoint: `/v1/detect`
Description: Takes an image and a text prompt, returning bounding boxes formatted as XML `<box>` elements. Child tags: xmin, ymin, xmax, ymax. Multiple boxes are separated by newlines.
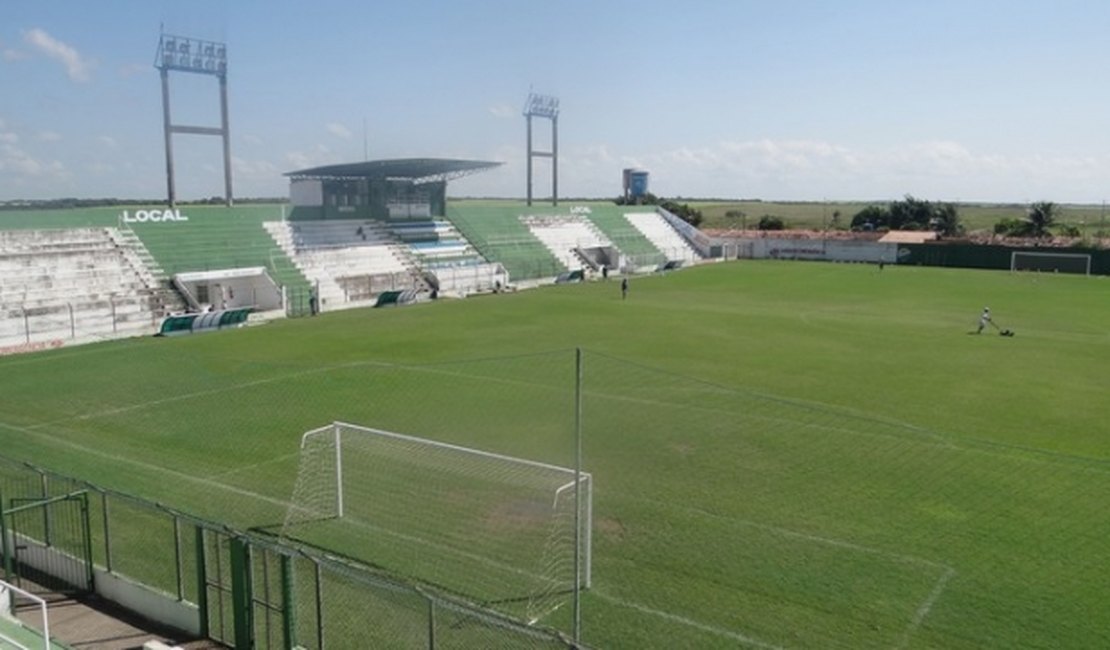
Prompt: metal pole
<box><xmin>552</xmin><ymin>116</ymin><xmax>558</xmax><ymax>206</ymax></box>
<box><xmin>573</xmin><ymin>347</ymin><xmax>583</xmax><ymax>643</ymax></box>
<box><xmin>219</xmin><ymin>74</ymin><xmax>234</xmax><ymax>207</ymax></box>
<box><xmin>101</xmin><ymin>491</ymin><xmax>112</xmax><ymax>572</ymax></box>
<box><xmin>160</xmin><ymin>68</ymin><xmax>176</xmax><ymax>208</ymax></box>
<box><xmin>427</xmin><ymin>596</ymin><xmax>436</xmax><ymax>650</ymax></box>
<box><xmin>526</xmin><ymin>115</ymin><xmax>533</xmax><ymax>206</ymax></box>
<box><xmin>173</xmin><ymin>516</ymin><xmax>184</xmax><ymax>600</ymax></box>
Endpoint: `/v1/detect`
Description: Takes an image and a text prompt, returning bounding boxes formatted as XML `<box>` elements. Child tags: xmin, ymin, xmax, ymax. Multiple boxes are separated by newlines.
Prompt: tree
<box><xmin>1027</xmin><ymin>201</ymin><xmax>1057</xmax><ymax>238</ymax></box>
<box><xmin>850</xmin><ymin>205</ymin><xmax>886</xmax><ymax>231</ymax></box>
<box><xmin>725</xmin><ymin>209</ymin><xmax>747</xmax><ymax>230</ymax></box>
<box><xmin>757</xmin><ymin>215</ymin><xmax>785</xmax><ymax>230</ymax></box>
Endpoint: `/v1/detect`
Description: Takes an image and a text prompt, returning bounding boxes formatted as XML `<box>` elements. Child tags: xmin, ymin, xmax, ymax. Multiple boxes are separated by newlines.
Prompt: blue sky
<box><xmin>3</xmin><ymin>0</ymin><xmax>1110</xmax><ymax>202</ymax></box>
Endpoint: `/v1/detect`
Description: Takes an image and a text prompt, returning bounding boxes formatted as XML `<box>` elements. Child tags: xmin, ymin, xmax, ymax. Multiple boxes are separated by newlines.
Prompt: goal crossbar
<box><xmin>1010</xmin><ymin>250</ymin><xmax>1091</xmax><ymax>275</ymax></box>
<box><xmin>293</xmin><ymin>421</ymin><xmax>593</xmax><ymax>590</ymax></box>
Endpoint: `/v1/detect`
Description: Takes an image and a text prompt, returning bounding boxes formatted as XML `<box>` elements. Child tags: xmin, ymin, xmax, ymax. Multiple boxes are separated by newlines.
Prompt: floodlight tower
<box><xmin>523</xmin><ymin>92</ymin><xmax>559</xmax><ymax>206</ymax></box>
<box><xmin>154</xmin><ymin>32</ymin><xmax>233</xmax><ymax>207</ymax></box>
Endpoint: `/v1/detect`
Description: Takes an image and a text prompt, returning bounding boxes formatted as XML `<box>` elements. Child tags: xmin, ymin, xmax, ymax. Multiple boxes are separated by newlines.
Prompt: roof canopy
<box><xmin>286</xmin><ymin>158</ymin><xmax>502</xmax><ymax>184</ymax></box>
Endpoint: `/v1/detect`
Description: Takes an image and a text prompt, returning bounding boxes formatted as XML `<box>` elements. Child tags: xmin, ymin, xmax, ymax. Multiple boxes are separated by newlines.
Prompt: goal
<box><xmin>281</xmin><ymin>421</ymin><xmax>592</xmax><ymax>624</ymax></box>
<box><xmin>1011</xmin><ymin>251</ymin><xmax>1091</xmax><ymax>275</ymax></box>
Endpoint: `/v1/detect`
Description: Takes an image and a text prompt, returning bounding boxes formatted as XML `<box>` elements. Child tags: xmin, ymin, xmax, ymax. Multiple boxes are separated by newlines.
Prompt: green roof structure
<box><xmin>286</xmin><ymin>158</ymin><xmax>501</xmax><ymax>184</ymax></box>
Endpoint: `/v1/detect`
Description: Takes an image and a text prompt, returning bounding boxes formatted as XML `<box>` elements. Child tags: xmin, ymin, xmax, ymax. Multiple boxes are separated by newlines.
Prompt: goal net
<box><xmin>1011</xmin><ymin>251</ymin><xmax>1091</xmax><ymax>275</ymax></box>
<box><xmin>281</xmin><ymin>421</ymin><xmax>591</xmax><ymax>624</ymax></box>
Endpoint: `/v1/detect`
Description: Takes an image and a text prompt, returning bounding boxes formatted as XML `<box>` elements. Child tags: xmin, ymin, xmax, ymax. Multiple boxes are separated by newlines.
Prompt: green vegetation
<box><xmin>693</xmin><ymin>199</ymin><xmax>1110</xmax><ymax>236</ymax></box>
<box><xmin>0</xmin><ymin>261</ymin><xmax>1107</xmax><ymax>648</ymax></box>
<box><xmin>615</xmin><ymin>193</ymin><xmax>704</xmax><ymax>226</ymax></box>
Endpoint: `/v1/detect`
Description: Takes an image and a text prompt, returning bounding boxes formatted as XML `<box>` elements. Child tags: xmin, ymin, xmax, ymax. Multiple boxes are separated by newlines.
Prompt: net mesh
<box><xmin>281</xmin><ymin>422</ymin><xmax>590</xmax><ymax>625</ymax></box>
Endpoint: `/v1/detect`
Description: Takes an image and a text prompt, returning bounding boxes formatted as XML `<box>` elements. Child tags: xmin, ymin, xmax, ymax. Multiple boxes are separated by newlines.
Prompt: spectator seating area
<box><xmin>264</xmin><ymin>220</ymin><xmax>420</xmax><ymax>310</ymax></box>
<box><xmin>388</xmin><ymin>220</ymin><xmax>507</xmax><ymax>296</ymax></box>
<box><xmin>521</xmin><ymin>216</ymin><xmax>611</xmax><ymax>273</ymax></box>
<box><xmin>127</xmin><ymin>205</ymin><xmax>310</xmax><ymax>297</ymax></box>
<box><xmin>0</xmin><ymin>228</ymin><xmax>178</xmax><ymax>348</ymax></box>
<box><xmin>582</xmin><ymin>206</ymin><xmax>666</xmax><ymax>268</ymax></box>
<box><xmin>624</xmin><ymin>211</ymin><xmax>702</xmax><ymax>265</ymax></box>
<box><xmin>444</xmin><ymin>205</ymin><xmax>573</xmax><ymax>282</ymax></box>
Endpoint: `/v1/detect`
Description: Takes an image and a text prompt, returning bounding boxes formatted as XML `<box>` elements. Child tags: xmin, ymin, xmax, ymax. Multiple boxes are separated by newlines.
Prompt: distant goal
<box><xmin>281</xmin><ymin>421</ymin><xmax>592</xmax><ymax>624</ymax></box>
<box><xmin>1011</xmin><ymin>251</ymin><xmax>1091</xmax><ymax>275</ymax></box>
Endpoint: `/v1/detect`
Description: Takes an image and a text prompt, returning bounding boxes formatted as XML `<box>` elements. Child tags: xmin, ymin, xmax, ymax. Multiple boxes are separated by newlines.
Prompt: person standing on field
<box><xmin>976</xmin><ymin>307</ymin><xmax>991</xmax><ymax>333</ymax></box>
<box><xmin>621</xmin><ymin>277</ymin><xmax>629</xmax><ymax>300</ymax></box>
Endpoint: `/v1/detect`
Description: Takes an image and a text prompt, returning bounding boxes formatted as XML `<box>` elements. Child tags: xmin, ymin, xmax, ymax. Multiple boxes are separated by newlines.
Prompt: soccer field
<box><xmin>0</xmin><ymin>261</ymin><xmax>1107</xmax><ymax>648</ymax></box>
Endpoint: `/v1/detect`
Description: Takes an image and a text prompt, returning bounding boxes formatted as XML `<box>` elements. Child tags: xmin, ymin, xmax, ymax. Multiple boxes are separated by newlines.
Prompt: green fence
<box><xmin>897</xmin><ymin>242</ymin><xmax>1110</xmax><ymax>274</ymax></box>
<box><xmin>0</xmin><ymin>458</ymin><xmax>577</xmax><ymax>649</ymax></box>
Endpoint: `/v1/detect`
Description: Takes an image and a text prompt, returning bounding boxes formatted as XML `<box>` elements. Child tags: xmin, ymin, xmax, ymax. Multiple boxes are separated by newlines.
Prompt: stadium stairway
<box><xmin>265</xmin><ymin>219</ymin><xmax>426</xmax><ymax>311</ymax></box>
<box><xmin>444</xmin><ymin>204</ymin><xmax>566</xmax><ymax>282</ymax></box>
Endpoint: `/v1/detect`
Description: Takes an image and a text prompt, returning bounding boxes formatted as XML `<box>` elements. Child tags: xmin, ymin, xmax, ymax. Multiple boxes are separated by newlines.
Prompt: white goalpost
<box><xmin>1011</xmin><ymin>251</ymin><xmax>1091</xmax><ymax>275</ymax></box>
<box><xmin>281</xmin><ymin>421</ymin><xmax>592</xmax><ymax>624</ymax></box>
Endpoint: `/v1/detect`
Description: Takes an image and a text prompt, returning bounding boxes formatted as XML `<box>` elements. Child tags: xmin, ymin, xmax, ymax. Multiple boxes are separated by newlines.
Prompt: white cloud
<box><xmin>23</xmin><ymin>28</ymin><xmax>92</xmax><ymax>82</ymax></box>
<box><xmin>325</xmin><ymin>122</ymin><xmax>352</xmax><ymax>139</ymax></box>
<box><xmin>97</xmin><ymin>135</ymin><xmax>118</xmax><ymax>148</ymax></box>
<box><xmin>286</xmin><ymin>144</ymin><xmax>334</xmax><ymax>170</ymax></box>
<box><xmin>37</xmin><ymin>131</ymin><xmax>61</xmax><ymax>142</ymax></box>
<box><xmin>231</xmin><ymin>156</ymin><xmax>279</xmax><ymax>178</ymax></box>
<box><xmin>242</xmin><ymin>134</ymin><xmax>264</xmax><ymax>146</ymax></box>
<box><xmin>3</xmin><ymin>48</ymin><xmax>28</xmax><ymax>61</ymax></box>
<box><xmin>0</xmin><ymin>132</ymin><xmax>18</xmax><ymax>144</ymax></box>
<box><xmin>0</xmin><ymin>143</ymin><xmax>65</xmax><ymax>177</ymax></box>
<box><xmin>488</xmin><ymin>104</ymin><xmax>516</xmax><ymax>119</ymax></box>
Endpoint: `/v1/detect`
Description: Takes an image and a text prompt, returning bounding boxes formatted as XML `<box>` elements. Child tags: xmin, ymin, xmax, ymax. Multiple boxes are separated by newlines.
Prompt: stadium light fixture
<box><xmin>523</xmin><ymin>93</ymin><xmax>560</xmax><ymax>119</ymax></box>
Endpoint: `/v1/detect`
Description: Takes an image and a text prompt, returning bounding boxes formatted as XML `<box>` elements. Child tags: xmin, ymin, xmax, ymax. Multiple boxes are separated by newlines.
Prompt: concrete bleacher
<box><xmin>624</xmin><ymin>211</ymin><xmax>702</xmax><ymax>264</ymax></box>
<box><xmin>579</xmin><ymin>204</ymin><xmax>663</xmax><ymax>266</ymax></box>
<box><xmin>444</xmin><ymin>204</ymin><xmax>567</xmax><ymax>282</ymax></box>
<box><xmin>265</xmin><ymin>220</ymin><xmax>419</xmax><ymax>310</ymax></box>
<box><xmin>522</xmin><ymin>216</ymin><xmax>611</xmax><ymax>273</ymax></box>
<box><xmin>126</xmin><ymin>205</ymin><xmax>309</xmax><ymax>298</ymax></box>
<box><xmin>0</xmin><ymin>227</ymin><xmax>176</xmax><ymax>348</ymax></box>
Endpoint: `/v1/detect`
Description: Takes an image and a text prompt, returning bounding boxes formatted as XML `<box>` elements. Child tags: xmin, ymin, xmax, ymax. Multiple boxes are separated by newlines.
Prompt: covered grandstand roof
<box><xmin>285</xmin><ymin>158</ymin><xmax>501</xmax><ymax>183</ymax></box>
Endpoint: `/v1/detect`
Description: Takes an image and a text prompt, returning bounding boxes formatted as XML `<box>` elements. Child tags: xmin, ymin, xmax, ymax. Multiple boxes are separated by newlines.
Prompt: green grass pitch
<box><xmin>0</xmin><ymin>260</ymin><xmax>1107</xmax><ymax>648</ymax></box>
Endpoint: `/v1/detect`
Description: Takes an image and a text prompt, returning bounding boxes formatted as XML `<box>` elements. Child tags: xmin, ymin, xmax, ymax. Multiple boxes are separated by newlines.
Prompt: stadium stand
<box><xmin>624</xmin><ymin>211</ymin><xmax>702</xmax><ymax>264</ymax></box>
<box><xmin>128</xmin><ymin>206</ymin><xmax>307</xmax><ymax>293</ymax></box>
<box><xmin>0</xmin><ymin>227</ymin><xmax>178</xmax><ymax>347</ymax></box>
<box><xmin>522</xmin><ymin>215</ymin><xmax>611</xmax><ymax>273</ymax></box>
<box><xmin>444</xmin><ymin>204</ymin><xmax>573</xmax><ymax>282</ymax></box>
<box><xmin>581</xmin><ymin>205</ymin><xmax>666</xmax><ymax>268</ymax></box>
<box><xmin>264</xmin><ymin>219</ymin><xmax>422</xmax><ymax>310</ymax></box>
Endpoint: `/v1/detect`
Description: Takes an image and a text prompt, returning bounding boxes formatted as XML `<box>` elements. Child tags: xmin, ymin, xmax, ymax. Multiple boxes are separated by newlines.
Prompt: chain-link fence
<box><xmin>0</xmin><ymin>457</ymin><xmax>579</xmax><ymax>649</ymax></box>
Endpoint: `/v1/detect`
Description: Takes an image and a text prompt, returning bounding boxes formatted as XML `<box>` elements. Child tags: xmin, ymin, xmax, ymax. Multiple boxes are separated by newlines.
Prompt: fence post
<box><xmin>0</xmin><ymin>488</ymin><xmax>11</xmax><ymax>586</ymax></box>
<box><xmin>281</xmin><ymin>554</ymin><xmax>296</xmax><ymax>650</ymax></box>
<box><xmin>79</xmin><ymin>493</ymin><xmax>94</xmax><ymax>591</ymax></box>
<box><xmin>110</xmin><ymin>299</ymin><xmax>118</xmax><ymax>333</ymax></box>
<box><xmin>229</xmin><ymin>537</ymin><xmax>253</xmax><ymax>650</ymax></box>
<box><xmin>39</xmin><ymin>473</ymin><xmax>51</xmax><ymax>547</ymax></box>
<box><xmin>427</xmin><ymin>595</ymin><xmax>436</xmax><ymax>650</ymax></box>
<box><xmin>68</xmin><ymin>303</ymin><xmax>75</xmax><ymax>339</ymax></box>
<box><xmin>173</xmin><ymin>515</ymin><xmax>184</xmax><ymax>601</ymax></box>
<box><xmin>101</xmin><ymin>491</ymin><xmax>112</xmax><ymax>572</ymax></box>
<box><xmin>195</xmin><ymin>527</ymin><xmax>209</xmax><ymax>639</ymax></box>
<box><xmin>22</xmin><ymin>308</ymin><xmax>29</xmax><ymax>344</ymax></box>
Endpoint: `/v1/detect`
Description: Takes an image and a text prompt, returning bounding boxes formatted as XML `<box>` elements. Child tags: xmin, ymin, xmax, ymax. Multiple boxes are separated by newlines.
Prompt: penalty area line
<box><xmin>895</xmin><ymin>566</ymin><xmax>956</xmax><ymax>649</ymax></box>
<box><xmin>591</xmin><ymin>589</ymin><xmax>787</xmax><ymax>650</ymax></box>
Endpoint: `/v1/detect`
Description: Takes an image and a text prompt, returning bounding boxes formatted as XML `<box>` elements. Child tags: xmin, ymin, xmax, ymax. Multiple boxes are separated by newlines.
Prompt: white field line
<box><xmin>591</xmin><ymin>589</ymin><xmax>787</xmax><ymax>650</ymax></box>
<box><xmin>895</xmin><ymin>566</ymin><xmax>956</xmax><ymax>650</ymax></box>
<box><xmin>0</xmin><ymin>419</ymin><xmax>291</xmax><ymax>511</ymax></box>
<box><xmin>25</xmin><ymin>360</ymin><xmax>388</xmax><ymax>429</ymax></box>
<box><xmin>203</xmin><ymin>451</ymin><xmax>300</xmax><ymax>481</ymax></box>
<box><xmin>636</xmin><ymin>497</ymin><xmax>958</xmax><ymax>648</ymax></box>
